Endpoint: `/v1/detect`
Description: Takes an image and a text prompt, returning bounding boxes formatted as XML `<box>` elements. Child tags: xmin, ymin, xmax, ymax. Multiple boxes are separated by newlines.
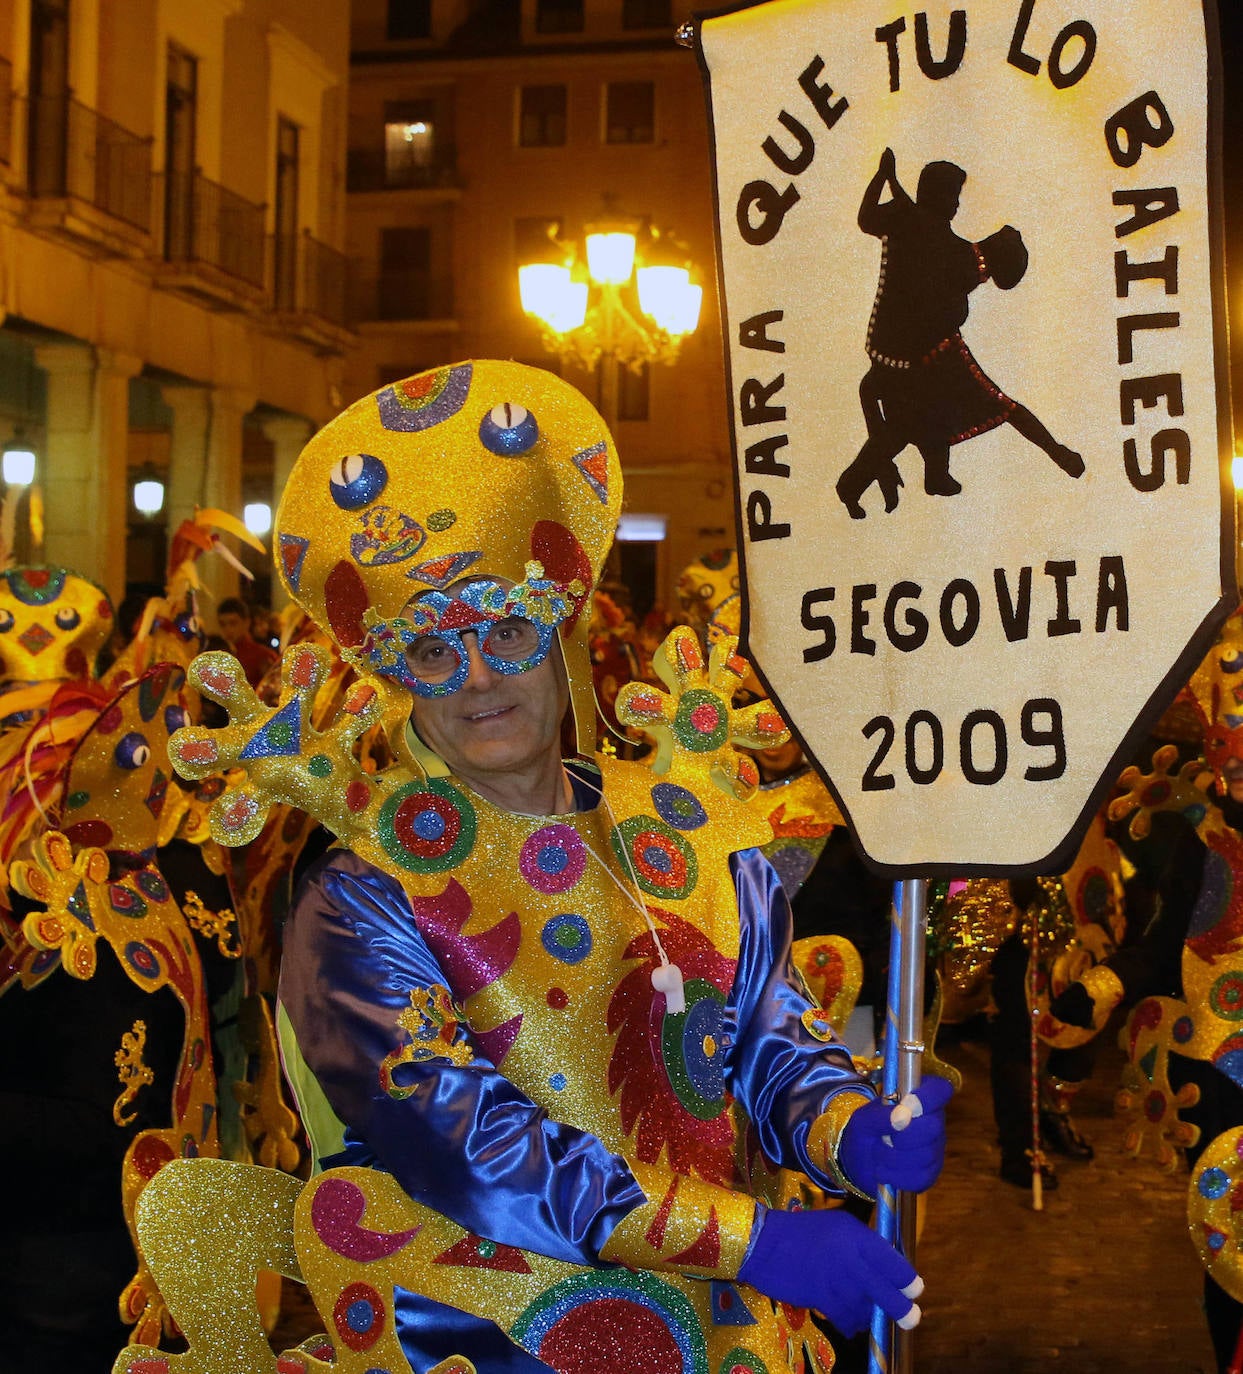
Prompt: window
<box><xmin>617</xmin><ymin>362</ymin><xmax>650</xmax><ymax>421</ymax></box>
<box><xmin>535</xmin><ymin>0</ymin><xmax>583</xmax><ymax>34</ymax></box>
<box><xmin>384</xmin><ymin>98</ymin><xmax>437</xmax><ymax>185</ymax></box>
<box><xmin>513</xmin><ymin>216</ymin><xmax>563</xmax><ymax>266</ymax></box>
<box><xmin>379</xmin><ymin>225</ymin><xmax>432</xmax><ymax>320</ymax></box>
<box><xmin>164</xmin><ymin>44</ymin><xmax>197</xmax><ymax>261</ymax></box>
<box><xmin>605</xmin><ymin>82</ymin><xmax>654</xmax><ymax>144</ymax></box>
<box><xmin>622</xmin><ymin>0</ymin><xmax>672</xmax><ymax>29</ymax></box>
<box><xmin>387</xmin><ymin>0</ymin><xmax>432</xmax><ymax>40</ymax></box>
<box><xmin>273</xmin><ymin>117</ymin><xmax>300</xmax><ymax>310</ymax></box>
<box><xmin>519</xmin><ymin>85</ymin><xmax>566</xmax><ymax>148</ymax></box>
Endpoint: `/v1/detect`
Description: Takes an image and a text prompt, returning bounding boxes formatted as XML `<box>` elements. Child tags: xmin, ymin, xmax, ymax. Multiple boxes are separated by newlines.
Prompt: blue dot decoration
<box><xmin>114</xmin><ymin>732</ymin><xmax>151</xmax><ymax>770</ymax></box>
<box><xmin>541</xmin><ymin>913</ymin><xmax>592</xmax><ymax>965</ymax></box>
<box><xmin>124</xmin><ymin>942</ymin><xmax>160</xmax><ymax>979</ymax></box>
<box><xmin>643</xmin><ymin>844</ymin><xmax>674</xmax><ymax>875</ymax></box>
<box><xmin>1209</xmin><ymin>1229</ymin><xmax>1228</xmax><ymax>1253</ymax></box>
<box><xmin>550</xmin><ymin>1072</ymin><xmax>567</xmax><ymax>1091</ymax></box>
<box><xmin>347</xmin><ymin>1299</ymin><xmax>374</xmax><ymax>1333</ymax></box>
<box><xmin>330</xmin><ymin>453</ymin><xmax>389</xmax><ymax>510</ymax></box>
<box><xmin>538</xmin><ymin>845</ymin><xmax>569</xmax><ymax>875</ymax></box>
<box><xmin>479</xmin><ymin>402</ymin><xmax>540</xmax><ymax>455</ymax></box>
<box><xmin>1200</xmin><ymin>1166</ymin><xmax>1230</xmax><ymax>1200</ymax></box>
<box><xmin>1173</xmin><ymin>1016</ymin><xmax>1195</xmax><ymax>1044</ymax></box>
<box><xmin>413</xmin><ymin>808</ymin><xmax>447</xmax><ymax>841</ymax></box>
<box><xmin>651</xmin><ymin>782</ymin><xmax>708</xmax><ymax>831</ymax></box>
<box><xmin>136</xmin><ymin>869</ymin><xmax>170</xmax><ymax>902</ymax></box>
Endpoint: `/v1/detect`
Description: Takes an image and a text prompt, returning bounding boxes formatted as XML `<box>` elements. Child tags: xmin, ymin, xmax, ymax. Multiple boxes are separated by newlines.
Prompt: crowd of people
<box><xmin>0</xmin><ymin>361</ymin><xmax>1239</xmax><ymax>1373</ymax></box>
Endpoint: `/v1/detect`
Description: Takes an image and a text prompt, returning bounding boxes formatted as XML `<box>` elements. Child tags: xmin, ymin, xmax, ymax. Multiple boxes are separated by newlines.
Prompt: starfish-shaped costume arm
<box><xmin>616</xmin><ymin>627</ymin><xmax>788</xmax><ymax>806</ymax></box>
<box><xmin>169</xmin><ymin>645</ymin><xmax>402</xmax><ymax>852</ymax></box>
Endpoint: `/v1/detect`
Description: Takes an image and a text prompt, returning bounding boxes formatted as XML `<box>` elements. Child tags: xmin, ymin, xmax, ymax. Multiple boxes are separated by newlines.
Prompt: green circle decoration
<box><xmin>609</xmin><ymin>815</ymin><xmax>698</xmax><ymax>901</ymax></box>
<box><xmin>378</xmin><ymin>777</ymin><xmax>476</xmax><ymax>874</ymax></box>
<box><xmin>1209</xmin><ymin>969</ymin><xmax>1243</xmax><ymax>1022</ymax></box>
<box><xmin>672</xmin><ymin>688</ymin><xmax>730</xmax><ymax>753</ymax></box>
<box><xmin>660</xmin><ymin>978</ymin><xmax>727</xmax><ymax>1121</ymax></box>
<box><xmin>720</xmin><ymin>1348</ymin><xmax>768</xmax><ymax>1374</ymax></box>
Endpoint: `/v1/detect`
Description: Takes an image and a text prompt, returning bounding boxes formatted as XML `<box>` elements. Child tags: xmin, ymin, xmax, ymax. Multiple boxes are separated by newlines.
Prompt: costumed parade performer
<box><xmin>127</xmin><ymin>360</ymin><xmax>950</xmax><ymax>1374</ymax></box>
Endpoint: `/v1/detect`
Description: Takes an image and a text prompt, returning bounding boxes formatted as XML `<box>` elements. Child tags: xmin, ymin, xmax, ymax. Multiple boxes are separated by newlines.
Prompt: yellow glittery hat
<box><xmin>0</xmin><ymin>565</ymin><xmax>114</xmax><ymax>683</ymax></box>
<box><xmin>274</xmin><ymin>361</ymin><xmax>622</xmax><ymax>763</ymax></box>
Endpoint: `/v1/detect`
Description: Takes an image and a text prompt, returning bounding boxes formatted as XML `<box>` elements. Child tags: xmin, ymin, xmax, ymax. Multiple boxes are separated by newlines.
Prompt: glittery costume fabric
<box><xmin>277</xmin><ymin>755</ymin><xmax>872</xmax><ymax>1373</ymax></box>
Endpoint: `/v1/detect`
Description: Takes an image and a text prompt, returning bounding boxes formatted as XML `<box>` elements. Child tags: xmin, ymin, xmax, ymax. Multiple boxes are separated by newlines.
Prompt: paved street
<box><xmin>913</xmin><ymin>1023</ymin><xmax>1217</xmax><ymax>1374</ymax></box>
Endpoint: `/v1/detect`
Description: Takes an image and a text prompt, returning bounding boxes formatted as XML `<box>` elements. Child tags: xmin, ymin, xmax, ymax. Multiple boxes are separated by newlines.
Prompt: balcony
<box><xmin>154</xmin><ymin>169</ymin><xmax>266</xmax><ymax>309</ymax></box>
<box><xmin>26</xmin><ymin>93</ymin><xmax>152</xmax><ymax>253</ymax></box>
<box><xmin>269</xmin><ymin>229</ymin><xmax>352</xmax><ymax>352</ymax></box>
<box><xmin>346</xmin><ymin>147</ymin><xmax>461</xmax><ymax>194</ymax></box>
<box><xmin>348</xmin><ymin>265</ymin><xmax>455</xmax><ymax>328</ymax></box>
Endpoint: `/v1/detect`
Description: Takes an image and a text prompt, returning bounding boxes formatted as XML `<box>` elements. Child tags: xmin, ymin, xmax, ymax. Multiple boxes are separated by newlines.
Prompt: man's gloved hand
<box><xmin>1048</xmin><ymin>980</ymin><xmax>1095</xmax><ymax>1028</ymax></box>
<box><xmin>837</xmin><ymin>1075</ymin><xmax>953</xmax><ymax>1196</ymax></box>
<box><xmin>738</xmin><ymin>1206</ymin><xmax>923</xmax><ymax>1337</ymax></box>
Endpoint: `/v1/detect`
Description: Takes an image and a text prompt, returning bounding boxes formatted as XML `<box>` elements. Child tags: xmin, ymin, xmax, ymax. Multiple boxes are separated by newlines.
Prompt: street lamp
<box><xmin>517</xmin><ymin>215</ymin><xmax>703</xmax><ymax>397</ymax></box>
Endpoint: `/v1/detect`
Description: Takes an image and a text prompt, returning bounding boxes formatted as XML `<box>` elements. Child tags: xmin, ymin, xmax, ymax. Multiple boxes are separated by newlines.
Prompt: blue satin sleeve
<box><xmin>725</xmin><ymin>848</ymin><xmax>877</xmax><ymax>1192</ymax></box>
<box><xmin>278</xmin><ymin>849</ymin><xmax>645</xmax><ymax>1266</ymax></box>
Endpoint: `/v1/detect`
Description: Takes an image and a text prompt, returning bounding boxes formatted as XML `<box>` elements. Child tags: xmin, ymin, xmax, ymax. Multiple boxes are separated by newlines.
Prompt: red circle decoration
<box><xmin>346</xmin><ymin>780</ymin><xmax>371</xmax><ymax>813</ymax></box>
<box><xmin>332</xmin><ymin>1281</ymin><xmax>386</xmax><ymax>1353</ymax></box>
<box><xmin>547</xmin><ymin>987</ymin><xmax>569</xmax><ymax>1009</ymax></box>
<box><xmin>392</xmin><ymin>792</ymin><xmax>460</xmax><ymax>857</ymax></box>
<box><xmin>538</xmin><ymin>1298</ymin><xmax>683</xmax><ymax>1374</ymax></box>
<box><xmin>634</xmin><ymin>830</ymin><xmax>689</xmax><ymax>889</ymax></box>
<box><xmin>132</xmin><ymin>1135</ymin><xmax>176</xmax><ymax>1181</ymax></box>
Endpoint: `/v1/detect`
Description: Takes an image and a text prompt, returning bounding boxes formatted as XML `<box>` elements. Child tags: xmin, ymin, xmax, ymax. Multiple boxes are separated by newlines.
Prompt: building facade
<box><xmin>0</xmin><ymin>0</ymin><xmax>351</xmax><ymax>614</ymax></box>
<box><xmin>346</xmin><ymin>0</ymin><xmax>736</xmax><ymax>618</ymax></box>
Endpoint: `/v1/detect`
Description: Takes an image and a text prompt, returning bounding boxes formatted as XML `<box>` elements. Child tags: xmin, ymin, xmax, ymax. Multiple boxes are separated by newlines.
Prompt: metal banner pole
<box><xmin>867</xmin><ymin>877</ymin><xmax>928</xmax><ymax>1374</ymax></box>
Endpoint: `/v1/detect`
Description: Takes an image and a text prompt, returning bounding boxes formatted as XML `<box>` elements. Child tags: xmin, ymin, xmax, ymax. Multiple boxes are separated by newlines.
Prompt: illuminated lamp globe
<box><xmin>2</xmin><ymin>444</ymin><xmax>36</xmax><ymax>487</ymax></box>
<box><xmin>133</xmin><ymin>478</ymin><xmax>165</xmax><ymax>515</ymax></box>
<box><xmin>244</xmin><ymin>502</ymin><xmax>272</xmax><ymax>536</ymax></box>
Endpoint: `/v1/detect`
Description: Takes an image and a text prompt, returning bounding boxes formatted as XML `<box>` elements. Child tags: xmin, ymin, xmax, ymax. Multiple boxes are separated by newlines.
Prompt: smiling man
<box><xmin>268</xmin><ymin>361</ymin><xmax>949</xmax><ymax>1374</ymax></box>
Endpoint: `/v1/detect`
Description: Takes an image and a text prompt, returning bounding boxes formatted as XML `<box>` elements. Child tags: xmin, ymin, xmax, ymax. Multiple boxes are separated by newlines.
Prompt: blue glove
<box><xmin>837</xmin><ymin>1075</ymin><xmax>953</xmax><ymax>1196</ymax></box>
<box><xmin>738</xmin><ymin>1206</ymin><xmax>921</xmax><ymax>1337</ymax></box>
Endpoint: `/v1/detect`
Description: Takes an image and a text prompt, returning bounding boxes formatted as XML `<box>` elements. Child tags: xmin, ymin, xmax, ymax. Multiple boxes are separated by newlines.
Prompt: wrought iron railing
<box><xmin>162</xmin><ymin>169</ymin><xmax>265</xmax><ymax>290</ymax></box>
<box><xmin>346</xmin><ymin>146</ymin><xmax>459</xmax><ymax>192</ymax></box>
<box><xmin>270</xmin><ymin>231</ymin><xmax>350</xmax><ymax>327</ymax></box>
<box><xmin>299</xmin><ymin>232</ymin><xmax>348</xmax><ymax>327</ymax></box>
<box><xmin>28</xmin><ymin>93</ymin><xmax>152</xmax><ymax>231</ymax></box>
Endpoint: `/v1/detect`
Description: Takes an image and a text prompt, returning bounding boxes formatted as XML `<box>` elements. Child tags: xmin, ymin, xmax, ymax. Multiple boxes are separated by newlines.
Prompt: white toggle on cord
<box><xmin>882</xmin><ymin>1088</ymin><xmax>923</xmax><ymax>1147</ymax></box>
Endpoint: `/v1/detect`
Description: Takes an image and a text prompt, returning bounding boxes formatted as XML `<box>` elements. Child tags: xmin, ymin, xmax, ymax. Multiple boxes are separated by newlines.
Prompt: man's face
<box><xmin>217</xmin><ymin>611</ymin><xmax>248</xmax><ymax>645</ymax></box>
<box><xmin>405</xmin><ymin>586</ymin><xmax>569</xmax><ymax>791</ymax></box>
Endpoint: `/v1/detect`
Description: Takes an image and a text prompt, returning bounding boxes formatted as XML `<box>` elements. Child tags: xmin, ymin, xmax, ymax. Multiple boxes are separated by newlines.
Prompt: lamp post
<box><xmin>517</xmin><ymin>214</ymin><xmax>703</xmax><ymax>431</ymax></box>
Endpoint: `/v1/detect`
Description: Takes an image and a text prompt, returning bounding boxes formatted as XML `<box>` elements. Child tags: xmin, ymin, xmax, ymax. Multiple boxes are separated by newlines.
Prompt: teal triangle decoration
<box><xmin>240</xmin><ymin>697</ymin><xmax>303</xmax><ymax>759</ymax></box>
<box><xmin>1138</xmin><ymin>1044</ymin><xmax>1158</xmax><ymax>1081</ymax></box>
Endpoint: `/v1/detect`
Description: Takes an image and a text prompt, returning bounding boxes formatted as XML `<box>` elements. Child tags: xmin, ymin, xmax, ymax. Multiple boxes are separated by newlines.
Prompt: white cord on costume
<box><xmin>572</xmin><ymin>768</ymin><xmax>686</xmax><ymax>1014</ymax></box>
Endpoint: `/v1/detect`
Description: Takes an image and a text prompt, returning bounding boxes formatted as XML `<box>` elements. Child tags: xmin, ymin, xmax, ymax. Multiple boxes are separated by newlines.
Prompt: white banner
<box><xmin>698</xmin><ymin>0</ymin><xmax>1234</xmax><ymax>874</ymax></box>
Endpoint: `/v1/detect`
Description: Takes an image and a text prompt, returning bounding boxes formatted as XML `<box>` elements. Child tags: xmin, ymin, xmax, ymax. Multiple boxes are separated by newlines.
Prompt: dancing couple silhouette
<box><xmin>836</xmin><ymin>148</ymin><xmax>1084</xmax><ymax>519</ymax></box>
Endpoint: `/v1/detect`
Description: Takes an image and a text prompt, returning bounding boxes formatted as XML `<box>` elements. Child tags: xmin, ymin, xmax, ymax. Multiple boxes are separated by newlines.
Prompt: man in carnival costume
<box><xmin>164</xmin><ymin>361</ymin><xmax>949</xmax><ymax>1374</ymax></box>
